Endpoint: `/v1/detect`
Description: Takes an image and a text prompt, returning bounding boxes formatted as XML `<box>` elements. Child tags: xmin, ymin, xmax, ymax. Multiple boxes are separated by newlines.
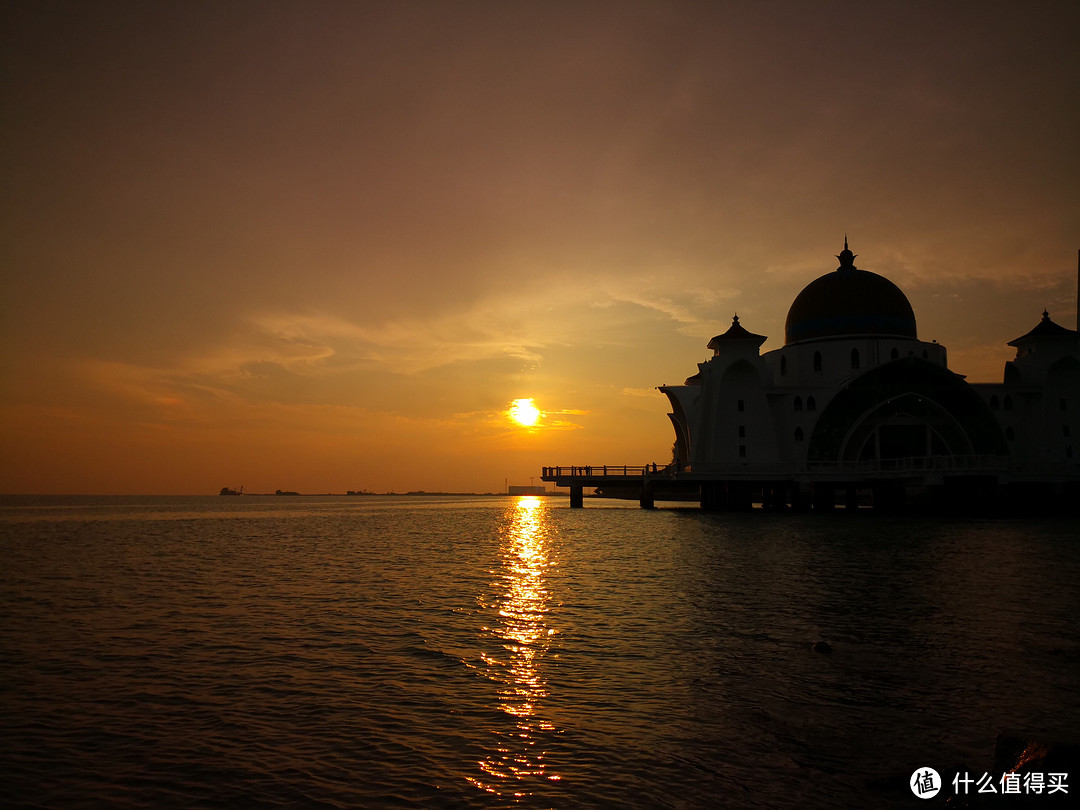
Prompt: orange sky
<box><xmin>2</xmin><ymin>1</ymin><xmax>1078</xmax><ymax>495</ymax></box>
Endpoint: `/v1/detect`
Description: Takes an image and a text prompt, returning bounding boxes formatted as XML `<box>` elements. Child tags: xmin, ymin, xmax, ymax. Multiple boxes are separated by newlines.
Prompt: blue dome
<box><xmin>784</xmin><ymin>244</ymin><xmax>917</xmax><ymax>344</ymax></box>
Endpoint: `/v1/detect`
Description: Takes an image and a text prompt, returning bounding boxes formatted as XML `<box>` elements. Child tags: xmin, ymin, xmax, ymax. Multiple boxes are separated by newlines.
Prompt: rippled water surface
<box><xmin>1</xmin><ymin>495</ymin><xmax>1078</xmax><ymax>808</ymax></box>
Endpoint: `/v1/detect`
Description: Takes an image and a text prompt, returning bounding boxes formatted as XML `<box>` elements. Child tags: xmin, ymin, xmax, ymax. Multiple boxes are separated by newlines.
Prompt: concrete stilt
<box><xmin>763</xmin><ymin>482</ymin><xmax>787</xmax><ymax>511</ymax></box>
<box><xmin>790</xmin><ymin>481</ymin><xmax>809</xmax><ymax>511</ymax></box>
<box><xmin>700</xmin><ymin>482</ymin><xmax>722</xmax><ymax>510</ymax></box>
<box><xmin>569</xmin><ymin>485</ymin><xmax>584</xmax><ymax>508</ymax></box>
<box><xmin>872</xmin><ymin>481</ymin><xmax>906</xmax><ymax>512</ymax></box>
<box><xmin>728</xmin><ymin>482</ymin><xmax>754</xmax><ymax>511</ymax></box>
<box><xmin>639</xmin><ymin>477</ymin><xmax>655</xmax><ymax>509</ymax></box>
<box><xmin>812</xmin><ymin>482</ymin><xmax>835</xmax><ymax>511</ymax></box>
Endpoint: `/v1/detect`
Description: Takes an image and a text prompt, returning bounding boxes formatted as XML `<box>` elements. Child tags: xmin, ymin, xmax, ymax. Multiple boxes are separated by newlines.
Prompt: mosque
<box><xmin>543</xmin><ymin>241</ymin><xmax>1080</xmax><ymax>510</ymax></box>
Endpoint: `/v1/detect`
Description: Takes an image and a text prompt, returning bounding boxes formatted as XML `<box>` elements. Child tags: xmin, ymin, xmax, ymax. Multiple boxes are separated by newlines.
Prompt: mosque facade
<box><xmin>545</xmin><ymin>241</ymin><xmax>1079</xmax><ymax>510</ymax></box>
<box><xmin>653</xmin><ymin>241</ymin><xmax>1079</xmax><ymax>509</ymax></box>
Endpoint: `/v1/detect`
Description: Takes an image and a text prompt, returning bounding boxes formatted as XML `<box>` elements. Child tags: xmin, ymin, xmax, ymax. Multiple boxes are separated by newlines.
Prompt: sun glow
<box><xmin>469</xmin><ymin>495</ymin><xmax>561</xmax><ymax>797</ymax></box>
<box><xmin>508</xmin><ymin>398</ymin><xmax>541</xmax><ymax>427</ymax></box>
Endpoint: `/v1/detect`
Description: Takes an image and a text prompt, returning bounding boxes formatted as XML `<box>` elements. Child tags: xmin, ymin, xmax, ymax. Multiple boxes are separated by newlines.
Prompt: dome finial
<box><xmin>836</xmin><ymin>236</ymin><xmax>856</xmax><ymax>270</ymax></box>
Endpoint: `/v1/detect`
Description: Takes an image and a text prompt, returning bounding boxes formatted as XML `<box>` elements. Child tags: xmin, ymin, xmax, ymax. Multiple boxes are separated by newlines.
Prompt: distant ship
<box><xmin>219</xmin><ymin>486</ymin><xmax>243</xmax><ymax>496</ymax></box>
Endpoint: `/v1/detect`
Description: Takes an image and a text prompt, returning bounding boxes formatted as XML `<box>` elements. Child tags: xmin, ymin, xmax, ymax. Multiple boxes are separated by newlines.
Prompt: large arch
<box><xmin>807</xmin><ymin>357</ymin><xmax>1008</xmax><ymax>463</ymax></box>
<box><xmin>665</xmin><ymin>407</ymin><xmax>691</xmax><ymax>470</ymax></box>
<box><xmin>660</xmin><ymin>387</ymin><xmax>695</xmax><ymax>470</ymax></box>
<box><xmin>839</xmin><ymin>393</ymin><xmax>973</xmax><ymax>462</ymax></box>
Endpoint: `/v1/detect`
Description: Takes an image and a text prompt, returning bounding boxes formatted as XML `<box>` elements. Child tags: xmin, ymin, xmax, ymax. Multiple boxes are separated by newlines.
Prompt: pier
<box><xmin>539</xmin><ymin>455</ymin><xmax>1079</xmax><ymax>512</ymax></box>
<box><xmin>541</xmin><ymin>465</ymin><xmax>657</xmax><ymax>508</ymax></box>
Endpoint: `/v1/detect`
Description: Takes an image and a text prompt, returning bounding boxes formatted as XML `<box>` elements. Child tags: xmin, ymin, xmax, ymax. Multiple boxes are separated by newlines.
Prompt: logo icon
<box><xmin>911</xmin><ymin>767</ymin><xmax>941</xmax><ymax>798</ymax></box>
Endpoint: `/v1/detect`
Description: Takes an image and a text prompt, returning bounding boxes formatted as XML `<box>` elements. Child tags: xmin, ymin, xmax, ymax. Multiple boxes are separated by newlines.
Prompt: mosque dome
<box><xmin>784</xmin><ymin>240</ymin><xmax>917</xmax><ymax>344</ymax></box>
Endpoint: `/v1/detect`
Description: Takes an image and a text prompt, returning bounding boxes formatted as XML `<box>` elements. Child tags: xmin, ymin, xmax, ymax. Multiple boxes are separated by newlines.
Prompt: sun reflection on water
<box><xmin>469</xmin><ymin>496</ymin><xmax>562</xmax><ymax>798</ymax></box>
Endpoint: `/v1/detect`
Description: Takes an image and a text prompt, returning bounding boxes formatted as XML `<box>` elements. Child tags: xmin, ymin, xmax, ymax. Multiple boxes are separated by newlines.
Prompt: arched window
<box><xmin>807</xmin><ymin>396</ymin><xmax>817</xmax><ymax>412</ymax></box>
<box><xmin>1004</xmin><ymin>395</ymin><xmax>1013</xmax><ymax>411</ymax></box>
<box><xmin>794</xmin><ymin>427</ymin><xmax>804</xmax><ymax>442</ymax></box>
<box><xmin>990</xmin><ymin>395</ymin><xmax>1000</xmax><ymax>410</ymax></box>
<box><xmin>793</xmin><ymin>396</ymin><xmax>803</xmax><ymax>411</ymax></box>
<box><xmin>890</xmin><ymin>348</ymin><xmax>899</xmax><ymax>360</ymax></box>
<box><xmin>780</xmin><ymin>355</ymin><xmax>787</xmax><ymax>376</ymax></box>
<box><xmin>813</xmin><ymin>351</ymin><xmax>822</xmax><ymax>372</ymax></box>
<box><xmin>850</xmin><ymin>348</ymin><xmax>860</xmax><ymax>370</ymax></box>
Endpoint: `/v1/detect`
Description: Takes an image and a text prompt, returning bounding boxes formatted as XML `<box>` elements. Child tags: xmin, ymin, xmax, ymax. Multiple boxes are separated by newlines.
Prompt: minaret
<box><xmin>836</xmin><ymin>236</ymin><xmax>857</xmax><ymax>270</ymax></box>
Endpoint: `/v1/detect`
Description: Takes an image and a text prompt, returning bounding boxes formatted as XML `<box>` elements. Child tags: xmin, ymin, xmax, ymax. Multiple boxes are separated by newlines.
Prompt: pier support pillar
<box><xmin>639</xmin><ymin>478</ymin><xmax>655</xmax><ymax>509</ymax></box>
<box><xmin>812</xmin><ymin>482</ymin><xmax>835</xmax><ymax>511</ymax></box>
<box><xmin>763</xmin><ymin>482</ymin><xmax>787</xmax><ymax>511</ymax></box>
<box><xmin>790</xmin><ymin>481</ymin><xmax>809</xmax><ymax>512</ymax></box>
<box><xmin>872</xmin><ymin>482</ymin><xmax>906</xmax><ymax>513</ymax></box>
<box><xmin>727</xmin><ymin>482</ymin><xmax>754</xmax><ymax>511</ymax></box>
<box><xmin>569</xmin><ymin>485</ymin><xmax>584</xmax><ymax>508</ymax></box>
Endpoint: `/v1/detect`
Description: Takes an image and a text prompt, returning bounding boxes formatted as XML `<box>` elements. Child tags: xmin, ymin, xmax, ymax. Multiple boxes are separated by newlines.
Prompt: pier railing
<box><xmin>805</xmin><ymin>454</ymin><xmax>1010</xmax><ymax>476</ymax></box>
<box><xmin>542</xmin><ymin>455</ymin><xmax>1011</xmax><ymax>481</ymax></box>
<box><xmin>541</xmin><ymin>465</ymin><xmax>659</xmax><ymax>478</ymax></box>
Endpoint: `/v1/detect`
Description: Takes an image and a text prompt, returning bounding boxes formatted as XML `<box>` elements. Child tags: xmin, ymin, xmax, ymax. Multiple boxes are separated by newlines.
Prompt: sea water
<box><xmin>1</xmin><ymin>495</ymin><xmax>1077</xmax><ymax>808</ymax></box>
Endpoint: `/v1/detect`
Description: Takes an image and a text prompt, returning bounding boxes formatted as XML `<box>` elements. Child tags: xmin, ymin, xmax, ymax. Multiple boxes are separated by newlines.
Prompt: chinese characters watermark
<box><xmin>911</xmin><ymin>767</ymin><xmax>1069</xmax><ymax>798</ymax></box>
<box><xmin>952</xmin><ymin>770</ymin><xmax>1069</xmax><ymax>795</ymax></box>
<box><xmin>911</xmin><ymin>767</ymin><xmax>941</xmax><ymax>799</ymax></box>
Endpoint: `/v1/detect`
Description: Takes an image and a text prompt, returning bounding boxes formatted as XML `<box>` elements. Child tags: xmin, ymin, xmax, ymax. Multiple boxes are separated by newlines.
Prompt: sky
<box><xmin>2</xmin><ymin>0</ymin><xmax>1078</xmax><ymax>495</ymax></box>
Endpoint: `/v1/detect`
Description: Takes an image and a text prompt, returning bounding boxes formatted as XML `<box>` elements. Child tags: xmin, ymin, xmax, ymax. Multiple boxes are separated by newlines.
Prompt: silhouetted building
<box><xmin>658</xmin><ymin>241</ymin><xmax>1079</xmax><ymax>507</ymax></box>
<box><xmin>544</xmin><ymin>241</ymin><xmax>1079</xmax><ymax>509</ymax></box>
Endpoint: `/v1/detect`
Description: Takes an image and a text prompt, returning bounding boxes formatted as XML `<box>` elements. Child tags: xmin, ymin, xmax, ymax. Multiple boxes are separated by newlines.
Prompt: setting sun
<box><xmin>508</xmin><ymin>398</ymin><xmax>541</xmax><ymax>427</ymax></box>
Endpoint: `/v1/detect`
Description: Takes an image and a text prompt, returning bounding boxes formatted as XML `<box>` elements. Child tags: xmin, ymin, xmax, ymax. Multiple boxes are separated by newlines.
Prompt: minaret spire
<box><xmin>836</xmin><ymin>236</ymin><xmax>856</xmax><ymax>270</ymax></box>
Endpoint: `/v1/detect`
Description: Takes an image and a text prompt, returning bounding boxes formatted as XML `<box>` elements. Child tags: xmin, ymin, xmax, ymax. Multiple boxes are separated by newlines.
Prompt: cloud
<box><xmin>3</xmin><ymin>1</ymin><xmax>1077</xmax><ymax>493</ymax></box>
<box><xmin>621</xmin><ymin>387</ymin><xmax>662</xmax><ymax>399</ymax></box>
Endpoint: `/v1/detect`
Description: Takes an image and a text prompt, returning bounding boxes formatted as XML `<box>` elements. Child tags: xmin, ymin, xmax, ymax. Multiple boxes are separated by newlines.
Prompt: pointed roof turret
<box><xmin>1007</xmin><ymin>310</ymin><xmax>1077</xmax><ymax>346</ymax></box>
<box><xmin>707</xmin><ymin>313</ymin><xmax>767</xmax><ymax>354</ymax></box>
<box><xmin>836</xmin><ymin>236</ymin><xmax>857</xmax><ymax>270</ymax></box>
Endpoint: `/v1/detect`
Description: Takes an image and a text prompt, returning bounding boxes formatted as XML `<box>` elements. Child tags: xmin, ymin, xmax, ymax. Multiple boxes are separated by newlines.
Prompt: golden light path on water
<box><xmin>470</xmin><ymin>496</ymin><xmax>562</xmax><ymax>798</ymax></box>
